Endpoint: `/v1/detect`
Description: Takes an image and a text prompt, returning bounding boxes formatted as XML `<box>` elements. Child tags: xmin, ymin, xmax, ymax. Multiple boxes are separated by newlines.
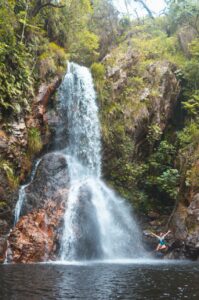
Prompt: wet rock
<box><xmin>168</xmin><ymin>195</ymin><xmax>199</xmax><ymax>260</ymax></box>
<box><xmin>43</xmin><ymin>110</ymin><xmax>60</xmax><ymax>127</ymax></box>
<box><xmin>164</xmin><ymin>240</ymin><xmax>187</xmax><ymax>260</ymax></box>
<box><xmin>8</xmin><ymin>199</ymin><xmax>65</xmax><ymax>263</ymax></box>
<box><xmin>6</xmin><ymin>151</ymin><xmax>70</xmax><ymax>263</ymax></box>
<box><xmin>36</xmin><ymin>77</ymin><xmax>61</xmax><ymax>105</ymax></box>
<box><xmin>142</xmin><ymin>231</ymin><xmax>157</xmax><ymax>252</ymax></box>
<box><xmin>0</xmin><ymin>219</ymin><xmax>9</xmax><ymax>235</ymax></box>
<box><xmin>70</xmin><ymin>184</ymin><xmax>103</xmax><ymax>260</ymax></box>
<box><xmin>0</xmin><ymin>192</ymin><xmax>14</xmax><ymax>239</ymax></box>
<box><xmin>35</xmin><ymin>77</ymin><xmax>61</xmax><ymax>119</ymax></box>
<box><xmin>0</xmin><ymin>236</ymin><xmax>7</xmax><ymax>263</ymax></box>
<box><xmin>21</xmin><ymin>152</ymin><xmax>70</xmax><ymax>215</ymax></box>
<box><xmin>171</xmin><ymin>204</ymin><xmax>188</xmax><ymax>240</ymax></box>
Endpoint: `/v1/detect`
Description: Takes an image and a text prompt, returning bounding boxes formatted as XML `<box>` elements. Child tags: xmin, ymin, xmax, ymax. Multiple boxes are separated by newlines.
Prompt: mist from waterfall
<box><xmin>59</xmin><ymin>62</ymin><xmax>146</xmax><ymax>261</ymax></box>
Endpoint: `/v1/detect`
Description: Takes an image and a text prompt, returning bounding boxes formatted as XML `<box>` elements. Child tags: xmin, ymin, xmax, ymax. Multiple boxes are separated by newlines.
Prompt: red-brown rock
<box><xmin>7</xmin><ymin>199</ymin><xmax>66</xmax><ymax>263</ymax></box>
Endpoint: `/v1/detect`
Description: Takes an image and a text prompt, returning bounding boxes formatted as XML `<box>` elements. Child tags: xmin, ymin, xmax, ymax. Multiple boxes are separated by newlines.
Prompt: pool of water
<box><xmin>0</xmin><ymin>260</ymin><xmax>199</xmax><ymax>299</ymax></box>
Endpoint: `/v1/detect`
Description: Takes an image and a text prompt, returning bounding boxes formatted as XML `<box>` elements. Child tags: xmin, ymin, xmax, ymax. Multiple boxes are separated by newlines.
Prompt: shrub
<box><xmin>156</xmin><ymin>168</ymin><xmax>180</xmax><ymax>199</ymax></box>
<box><xmin>38</xmin><ymin>42</ymin><xmax>67</xmax><ymax>80</ymax></box>
<box><xmin>182</xmin><ymin>92</ymin><xmax>199</xmax><ymax>117</ymax></box>
<box><xmin>177</xmin><ymin>122</ymin><xmax>199</xmax><ymax>148</ymax></box>
<box><xmin>27</xmin><ymin>127</ymin><xmax>42</xmax><ymax>156</ymax></box>
<box><xmin>91</xmin><ymin>62</ymin><xmax>105</xmax><ymax>81</ymax></box>
<box><xmin>0</xmin><ymin>160</ymin><xmax>19</xmax><ymax>190</ymax></box>
<box><xmin>147</xmin><ymin>124</ymin><xmax>162</xmax><ymax>146</ymax></box>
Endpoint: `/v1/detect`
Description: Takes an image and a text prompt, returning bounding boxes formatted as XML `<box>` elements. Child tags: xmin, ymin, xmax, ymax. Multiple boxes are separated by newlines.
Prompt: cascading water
<box><xmin>13</xmin><ymin>61</ymin><xmax>146</xmax><ymax>262</ymax></box>
<box><xmin>58</xmin><ymin>62</ymin><xmax>146</xmax><ymax>261</ymax></box>
<box><xmin>14</xmin><ymin>159</ymin><xmax>41</xmax><ymax>224</ymax></box>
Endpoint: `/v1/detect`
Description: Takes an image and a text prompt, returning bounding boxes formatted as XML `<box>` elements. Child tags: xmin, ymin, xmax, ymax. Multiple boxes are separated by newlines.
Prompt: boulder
<box><xmin>171</xmin><ymin>203</ymin><xmax>188</xmax><ymax>240</ymax></box>
<box><xmin>7</xmin><ymin>199</ymin><xmax>65</xmax><ymax>263</ymax></box>
<box><xmin>0</xmin><ymin>237</ymin><xmax>7</xmax><ymax>263</ymax></box>
<box><xmin>5</xmin><ymin>151</ymin><xmax>71</xmax><ymax>263</ymax></box>
<box><xmin>21</xmin><ymin>152</ymin><xmax>70</xmax><ymax>215</ymax></box>
<box><xmin>67</xmin><ymin>184</ymin><xmax>103</xmax><ymax>260</ymax></box>
<box><xmin>169</xmin><ymin>194</ymin><xmax>199</xmax><ymax>260</ymax></box>
<box><xmin>36</xmin><ymin>77</ymin><xmax>61</xmax><ymax>107</ymax></box>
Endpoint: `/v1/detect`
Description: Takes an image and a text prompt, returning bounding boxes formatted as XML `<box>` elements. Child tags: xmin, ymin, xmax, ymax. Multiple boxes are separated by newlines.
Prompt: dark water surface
<box><xmin>0</xmin><ymin>261</ymin><xmax>199</xmax><ymax>299</ymax></box>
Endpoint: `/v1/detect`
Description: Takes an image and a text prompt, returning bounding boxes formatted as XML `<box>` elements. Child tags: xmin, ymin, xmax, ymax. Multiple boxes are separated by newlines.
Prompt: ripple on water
<box><xmin>0</xmin><ymin>262</ymin><xmax>199</xmax><ymax>300</ymax></box>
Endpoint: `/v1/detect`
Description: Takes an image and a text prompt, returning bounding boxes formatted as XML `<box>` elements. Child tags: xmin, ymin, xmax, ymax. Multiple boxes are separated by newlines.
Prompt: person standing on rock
<box><xmin>150</xmin><ymin>230</ymin><xmax>171</xmax><ymax>251</ymax></box>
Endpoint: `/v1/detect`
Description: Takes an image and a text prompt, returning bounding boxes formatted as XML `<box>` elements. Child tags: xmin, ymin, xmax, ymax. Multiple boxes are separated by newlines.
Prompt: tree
<box><xmin>123</xmin><ymin>0</ymin><xmax>154</xmax><ymax>19</ymax></box>
<box><xmin>90</xmin><ymin>0</ymin><xmax>120</xmax><ymax>58</ymax></box>
<box><xmin>134</xmin><ymin>0</ymin><xmax>154</xmax><ymax>19</ymax></box>
<box><xmin>165</xmin><ymin>0</ymin><xmax>199</xmax><ymax>33</ymax></box>
<box><xmin>31</xmin><ymin>0</ymin><xmax>65</xmax><ymax>17</ymax></box>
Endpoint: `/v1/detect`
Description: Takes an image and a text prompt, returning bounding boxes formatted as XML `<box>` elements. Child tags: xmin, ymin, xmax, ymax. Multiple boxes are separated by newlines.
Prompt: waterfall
<box><xmin>13</xmin><ymin>61</ymin><xmax>146</xmax><ymax>262</ymax></box>
<box><xmin>14</xmin><ymin>159</ymin><xmax>41</xmax><ymax>224</ymax></box>
<box><xmin>59</xmin><ymin>62</ymin><xmax>145</xmax><ymax>261</ymax></box>
<box><xmin>58</xmin><ymin>62</ymin><xmax>101</xmax><ymax>177</ymax></box>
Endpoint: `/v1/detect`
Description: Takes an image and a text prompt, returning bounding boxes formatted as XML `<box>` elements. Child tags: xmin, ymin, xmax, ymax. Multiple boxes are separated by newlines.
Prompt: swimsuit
<box><xmin>159</xmin><ymin>238</ymin><xmax>166</xmax><ymax>246</ymax></box>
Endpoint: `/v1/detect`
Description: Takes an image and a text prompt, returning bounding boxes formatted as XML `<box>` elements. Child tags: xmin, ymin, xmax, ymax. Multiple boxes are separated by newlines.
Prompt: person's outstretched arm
<box><xmin>163</xmin><ymin>230</ymin><xmax>171</xmax><ymax>238</ymax></box>
<box><xmin>149</xmin><ymin>232</ymin><xmax>160</xmax><ymax>239</ymax></box>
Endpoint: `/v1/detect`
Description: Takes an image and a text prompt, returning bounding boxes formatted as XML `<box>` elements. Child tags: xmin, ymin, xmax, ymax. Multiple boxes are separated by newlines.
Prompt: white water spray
<box><xmin>59</xmin><ymin>63</ymin><xmax>145</xmax><ymax>261</ymax></box>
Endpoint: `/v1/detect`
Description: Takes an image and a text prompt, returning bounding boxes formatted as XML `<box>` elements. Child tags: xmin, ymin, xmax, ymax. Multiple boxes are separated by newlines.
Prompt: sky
<box><xmin>113</xmin><ymin>0</ymin><xmax>166</xmax><ymax>17</ymax></box>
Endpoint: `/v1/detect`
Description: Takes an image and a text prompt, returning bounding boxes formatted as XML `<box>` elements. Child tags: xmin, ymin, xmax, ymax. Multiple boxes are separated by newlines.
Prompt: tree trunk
<box><xmin>31</xmin><ymin>0</ymin><xmax>65</xmax><ymax>17</ymax></box>
<box><xmin>124</xmin><ymin>0</ymin><xmax>131</xmax><ymax>18</ymax></box>
<box><xmin>134</xmin><ymin>0</ymin><xmax>154</xmax><ymax>19</ymax></box>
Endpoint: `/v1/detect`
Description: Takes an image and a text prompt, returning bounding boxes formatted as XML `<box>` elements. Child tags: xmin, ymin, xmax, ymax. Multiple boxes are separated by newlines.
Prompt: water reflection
<box><xmin>0</xmin><ymin>262</ymin><xmax>199</xmax><ymax>299</ymax></box>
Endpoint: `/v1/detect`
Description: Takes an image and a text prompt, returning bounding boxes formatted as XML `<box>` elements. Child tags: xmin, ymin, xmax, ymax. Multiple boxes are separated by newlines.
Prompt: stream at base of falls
<box><xmin>1</xmin><ymin>262</ymin><xmax>199</xmax><ymax>299</ymax></box>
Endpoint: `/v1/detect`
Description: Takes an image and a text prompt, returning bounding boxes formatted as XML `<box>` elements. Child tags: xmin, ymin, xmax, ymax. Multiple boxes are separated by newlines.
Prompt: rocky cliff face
<box><xmin>6</xmin><ymin>152</ymin><xmax>69</xmax><ymax>263</ymax></box>
<box><xmin>98</xmin><ymin>44</ymin><xmax>181</xmax><ymax>203</ymax></box>
<box><xmin>21</xmin><ymin>153</ymin><xmax>69</xmax><ymax>216</ymax></box>
<box><xmin>166</xmin><ymin>193</ymin><xmax>199</xmax><ymax>260</ymax></box>
<box><xmin>7</xmin><ymin>200</ymin><xmax>65</xmax><ymax>263</ymax></box>
<box><xmin>97</xmin><ymin>36</ymin><xmax>199</xmax><ymax>260</ymax></box>
<box><xmin>0</xmin><ymin>77</ymin><xmax>62</xmax><ymax>263</ymax></box>
<box><xmin>104</xmin><ymin>54</ymin><xmax>180</xmax><ymax>154</ymax></box>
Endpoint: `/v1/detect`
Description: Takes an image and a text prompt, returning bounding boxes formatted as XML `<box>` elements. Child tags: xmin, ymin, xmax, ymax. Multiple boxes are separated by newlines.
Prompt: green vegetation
<box><xmin>27</xmin><ymin>127</ymin><xmax>42</xmax><ymax>156</ymax></box>
<box><xmin>0</xmin><ymin>160</ymin><xmax>19</xmax><ymax>190</ymax></box>
<box><xmin>91</xmin><ymin>0</ymin><xmax>199</xmax><ymax>213</ymax></box>
<box><xmin>0</xmin><ymin>0</ymin><xmax>118</xmax><ymax>119</ymax></box>
<box><xmin>0</xmin><ymin>0</ymin><xmax>118</xmax><ymax>188</ymax></box>
<box><xmin>0</xmin><ymin>0</ymin><xmax>199</xmax><ymax>214</ymax></box>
